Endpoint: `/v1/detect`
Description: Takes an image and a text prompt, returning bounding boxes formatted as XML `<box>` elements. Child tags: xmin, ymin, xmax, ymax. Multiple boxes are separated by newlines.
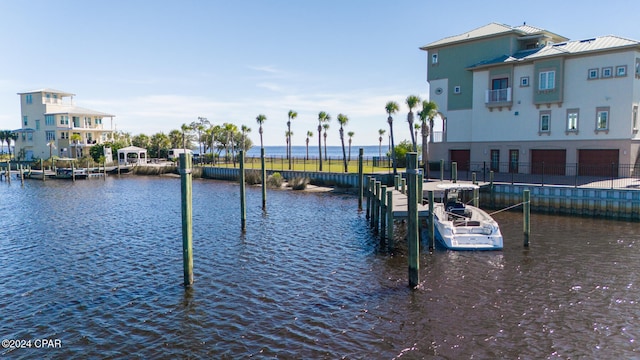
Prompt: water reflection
<box><xmin>0</xmin><ymin>177</ymin><xmax>638</xmax><ymax>358</ymax></box>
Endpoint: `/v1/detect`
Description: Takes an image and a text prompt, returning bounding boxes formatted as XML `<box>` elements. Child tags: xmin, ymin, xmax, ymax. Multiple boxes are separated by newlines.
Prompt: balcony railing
<box><xmin>485</xmin><ymin>87</ymin><xmax>512</xmax><ymax>104</ymax></box>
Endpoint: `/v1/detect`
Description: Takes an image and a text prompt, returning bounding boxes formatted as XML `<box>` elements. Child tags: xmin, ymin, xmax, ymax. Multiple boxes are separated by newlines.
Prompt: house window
<box><xmin>509</xmin><ymin>150</ymin><xmax>519</xmax><ymax>173</ymax></box>
<box><xmin>23</xmin><ymin>116</ymin><xmax>28</xmax><ymax>126</ymax></box>
<box><xmin>539</xmin><ymin>70</ymin><xmax>555</xmax><ymax>90</ymax></box>
<box><xmin>539</xmin><ymin>111</ymin><xmax>551</xmax><ymax>133</ymax></box>
<box><xmin>453</xmin><ymin>86</ymin><xmax>461</xmax><ymax>94</ymax></box>
<box><xmin>73</xmin><ymin>117</ymin><xmax>80</xmax><ymax>127</ymax></box>
<box><xmin>35</xmin><ymin>119</ymin><xmax>40</xmax><ymax>130</ymax></box>
<box><xmin>636</xmin><ymin>58</ymin><xmax>640</xmax><ymax>77</ymax></box>
<box><xmin>60</xmin><ymin>132</ymin><xmax>68</xmax><ymax>139</ymax></box>
<box><xmin>95</xmin><ymin>118</ymin><xmax>102</xmax><ymax>125</ymax></box>
<box><xmin>431</xmin><ymin>53</ymin><xmax>438</xmax><ymax>65</ymax></box>
<box><xmin>86</xmin><ymin>117</ymin><xmax>92</xmax><ymax>126</ymax></box>
<box><xmin>490</xmin><ymin>150</ymin><xmax>500</xmax><ymax>172</ymax></box>
<box><xmin>596</xmin><ymin>106</ymin><xmax>610</xmax><ymax>131</ymax></box>
<box><xmin>45</xmin><ymin>115</ymin><xmax>55</xmax><ymax>126</ymax></box>
<box><xmin>633</xmin><ymin>105</ymin><xmax>638</xmax><ymax>130</ymax></box>
<box><xmin>27</xmin><ymin>133</ymin><xmax>33</xmax><ymax>141</ymax></box>
<box><xmin>520</xmin><ymin>76</ymin><xmax>529</xmax><ymax>87</ymax></box>
<box><xmin>46</xmin><ymin>131</ymin><xmax>56</xmax><ymax>141</ymax></box>
<box><xmin>602</xmin><ymin>67</ymin><xmax>613</xmax><ymax>78</ymax></box>
<box><xmin>567</xmin><ymin>109</ymin><xmax>579</xmax><ymax>132</ymax></box>
<box><xmin>616</xmin><ymin>65</ymin><xmax>627</xmax><ymax>77</ymax></box>
<box><xmin>588</xmin><ymin>68</ymin><xmax>599</xmax><ymax>79</ymax></box>
<box><xmin>25</xmin><ymin>94</ymin><xmax>33</xmax><ymax>104</ymax></box>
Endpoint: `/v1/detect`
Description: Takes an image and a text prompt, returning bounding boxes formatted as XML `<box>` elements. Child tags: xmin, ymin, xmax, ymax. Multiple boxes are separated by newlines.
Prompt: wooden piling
<box><xmin>374</xmin><ymin>181</ymin><xmax>381</xmax><ymax>232</ymax></box>
<box><xmin>358</xmin><ymin>148</ymin><xmax>364</xmax><ymax>211</ymax></box>
<box><xmin>428</xmin><ymin>190</ymin><xmax>435</xmax><ymax>251</ymax></box>
<box><xmin>365</xmin><ymin>176</ymin><xmax>372</xmax><ymax>220</ymax></box>
<box><xmin>240</xmin><ymin>151</ymin><xmax>247</xmax><ymax>231</ymax></box>
<box><xmin>452</xmin><ymin>161</ymin><xmax>457</xmax><ymax>183</ymax></box>
<box><xmin>473</xmin><ymin>187</ymin><xmax>479</xmax><ymax>207</ymax></box>
<box><xmin>386</xmin><ymin>190</ymin><xmax>394</xmax><ymax>251</ymax></box>
<box><xmin>72</xmin><ymin>162</ymin><xmax>76</xmax><ymax>182</ymax></box>
<box><xmin>180</xmin><ymin>153</ymin><xmax>194</xmax><ymax>286</ymax></box>
<box><xmin>6</xmin><ymin>163</ymin><xmax>10</xmax><ymax>184</ymax></box>
<box><xmin>407</xmin><ymin>152</ymin><xmax>420</xmax><ymax>288</ymax></box>
<box><xmin>20</xmin><ymin>165</ymin><xmax>24</xmax><ymax>186</ymax></box>
<box><xmin>440</xmin><ymin>159</ymin><xmax>444</xmax><ymax>181</ymax></box>
<box><xmin>380</xmin><ymin>185</ymin><xmax>387</xmax><ymax>240</ymax></box>
<box><xmin>418</xmin><ymin>173</ymin><xmax>423</xmax><ymax>203</ymax></box>
<box><xmin>401</xmin><ymin>178</ymin><xmax>406</xmax><ymax>194</ymax></box>
<box><xmin>261</xmin><ymin>148</ymin><xmax>267</xmax><ymax>211</ymax></box>
<box><xmin>394</xmin><ymin>175</ymin><xmax>400</xmax><ymax>191</ymax></box>
<box><xmin>369</xmin><ymin>178</ymin><xmax>376</xmax><ymax>227</ymax></box>
<box><xmin>490</xmin><ymin>170</ymin><xmax>495</xmax><ymax>207</ymax></box>
<box><xmin>472</xmin><ymin>172</ymin><xmax>477</xmax><ymax>185</ymax></box>
<box><xmin>524</xmin><ymin>189</ymin><xmax>530</xmax><ymax>247</ymax></box>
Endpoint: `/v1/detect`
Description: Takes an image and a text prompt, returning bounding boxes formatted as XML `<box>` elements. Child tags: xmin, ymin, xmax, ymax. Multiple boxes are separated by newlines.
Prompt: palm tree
<box><xmin>305</xmin><ymin>130</ymin><xmax>313</xmax><ymax>160</ymax></box>
<box><xmin>0</xmin><ymin>130</ymin><xmax>7</xmax><ymax>155</ymax></box>
<box><xmin>47</xmin><ymin>139</ymin><xmax>56</xmax><ymax>160</ymax></box>
<box><xmin>385</xmin><ymin>101</ymin><xmax>400</xmax><ymax>175</ymax></box>
<box><xmin>337</xmin><ymin>114</ymin><xmax>349</xmax><ymax>172</ymax></box>
<box><xmin>256</xmin><ymin>114</ymin><xmax>266</xmax><ymax>149</ymax></box>
<box><xmin>287</xmin><ymin>110</ymin><xmax>297</xmax><ymax>169</ymax></box>
<box><xmin>347</xmin><ymin>131</ymin><xmax>354</xmax><ymax>161</ymax></box>
<box><xmin>241</xmin><ymin>125</ymin><xmax>251</xmax><ymax>152</ymax></box>
<box><xmin>317</xmin><ymin>112</ymin><xmax>329</xmax><ymax>171</ymax></box>
<box><xmin>180</xmin><ymin>123</ymin><xmax>192</xmax><ymax>151</ymax></box>
<box><xmin>419</xmin><ymin>100</ymin><xmax>439</xmax><ymax>177</ymax></box>
<box><xmin>414</xmin><ymin>122</ymin><xmax>421</xmax><ymax>148</ymax></box>
<box><xmin>378</xmin><ymin>129</ymin><xmax>386</xmax><ymax>159</ymax></box>
<box><xmin>70</xmin><ymin>133</ymin><xmax>82</xmax><ymax>158</ymax></box>
<box><xmin>322</xmin><ymin>123</ymin><xmax>330</xmax><ymax>161</ymax></box>
<box><xmin>224</xmin><ymin>123</ymin><xmax>238</xmax><ymax>165</ymax></box>
<box><xmin>168</xmin><ymin>129</ymin><xmax>183</xmax><ymax>149</ymax></box>
<box><xmin>406</xmin><ymin>95</ymin><xmax>421</xmax><ymax>151</ymax></box>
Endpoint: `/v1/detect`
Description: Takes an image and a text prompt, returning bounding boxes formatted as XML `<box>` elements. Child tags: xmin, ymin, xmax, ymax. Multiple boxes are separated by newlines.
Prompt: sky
<box><xmin>1</xmin><ymin>0</ymin><xmax>639</xmax><ymax>147</ymax></box>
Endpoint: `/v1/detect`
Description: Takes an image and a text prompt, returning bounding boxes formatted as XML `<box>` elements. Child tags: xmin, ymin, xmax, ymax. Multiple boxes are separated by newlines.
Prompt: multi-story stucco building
<box><xmin>420</xmin><ymin>23</ymin><xmax>640</xmax><ymax>176</ymax></box>
<box><xmin>14</xmin><ymin>88</ymin><xmax>115</xmax><ymax>161</ymax></box>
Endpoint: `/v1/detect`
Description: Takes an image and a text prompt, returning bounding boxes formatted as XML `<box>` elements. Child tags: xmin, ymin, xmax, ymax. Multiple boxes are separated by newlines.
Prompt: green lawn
<box><xmin>200</xmin><ymin>156</ymin><xmax>401</xmax><ymax>174</ymax></box>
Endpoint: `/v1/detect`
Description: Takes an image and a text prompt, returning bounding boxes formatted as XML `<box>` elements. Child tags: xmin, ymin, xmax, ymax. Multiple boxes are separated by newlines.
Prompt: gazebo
<box><xmin>117</xmin><ymin>146</ymin><xmax>148</xmax><ymax>165</ymax></box>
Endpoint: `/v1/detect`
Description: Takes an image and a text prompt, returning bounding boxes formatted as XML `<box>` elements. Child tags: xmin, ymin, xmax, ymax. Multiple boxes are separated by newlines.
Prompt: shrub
<box><xmin>267</xmin><ymin>172</ymin><xmax>283</xmax><ymax>188</ymax></box>
<box><xmin>245</xmin><ymin>170</ymin><xmax>262</xmax><ymax>185</ymax></box>
<box><xmin>289</xmin><ymin>177</ymin><xmax>309</xmax><ymax>190</ymax></box>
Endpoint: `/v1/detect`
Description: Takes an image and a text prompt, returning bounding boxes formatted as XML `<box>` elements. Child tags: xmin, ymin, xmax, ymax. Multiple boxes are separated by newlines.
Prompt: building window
<box><xmin>431</xmin><ymin>53</ymin><xmax>438</xmax><ymax>65</ymax></box>
<box><xmin>588</xmin><ymin>68</ymin><xmax>599</xmax><ymax>79</ymax></box>
<box><xmin>490</xmin><ymin>149</ymin><xmax>499</xmax><ymax>172</ymax></box>
<box><xmin>73</xmin><ymin>116</ymin><xmax>80</xmax><ymax>128</ymax></box>
<box><xmin>539</xmin><ymin>70</ymin><xmax>555</xmax><ymax>90</ymax></box>
<box><xmin>27</xmin><ymin>133</ymin><xmax>33</xmax><ymax>141</ymax></box>
<box><xmin>35</xmin><ymin>119</ymin><xmax>40</xmax><ymax>130</ymax></box>
<box><xmin>567</xmin><ymin>109</ymin><xmax>579</xmax><ymax>132</ymax></box>
<box><xmin>46</xmin><ymin>131</ymin><xmax>56</xmax><ymax>141</ymax></box>
<box><xmin>636</xmin><ymin>58</ymin><xmax>640</xmax><ymax>77</ymax></box>
<box><xmin>520</xmin><ymin>76</ymin><xmax>529</xmax><ymax>87</ymax></box>
<box><xmin>596</xmin><ymin>106</ymin><xmax>610</xmax><ymax>131</ymax></box>
<box><xmin>602</xmin><ymin>67</ymin><xmax>613</xmax><ymax>78</ymax></box>
<box><xmin>539</xmin><ymin>111</ymin><xmax>551</xmax><ymax>133</ymax></box>
<box><xmin>60</xmin><ymin>132</ymin><xmax>68</xmax><ymax>139</ymax></box>
<box><xmin>633</xmin><ymin>105</ymin><xmax>638</xmax><ymax>130</ymax></box>
<box><xmin>59</xmin><ymin>115</ymin><xmax>69</xmax><ymax>125</ymax></box>
<box><xmin>25</xmin><ymin>94</ymin><xmax>33</xmax><ymax>104</ymax></box>
<box><xmin>45</xmin><ymin>115</ymin><xmax>55</xmax><ymax>126</ymax></box>
<box><xmin>96</xmin><ymin>118</ymin><xmax>102</xmax><ymax>125</ymax></box>
<box><xmin>23</xmin><ymin>116</ymin><xmax>28</xmax><ymax>126</ymax></box>
<box><xmin>85</xmin><ymin>117</ymin><xmax>92</xmax><ymax>126</ymax></box>
<box><xmin>616</xmin><ymin>65</ymin><xmax>627</xmax><ymax>77</ymax></box>
<box><xmin>453</xmin><ymin>86</ymin><xmax>461</xmax><ymax>94</ymax></box>
<box><xmin>509</xmin><ymin>150</ymin><xmax>519</xmax><ymax>173</ymax></box>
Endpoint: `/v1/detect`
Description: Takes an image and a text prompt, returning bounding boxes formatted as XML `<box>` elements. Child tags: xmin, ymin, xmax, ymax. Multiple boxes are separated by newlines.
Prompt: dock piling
<box><xmin>452</xmin><ymin>162</ymin><xmax>457</xmax><ymax>183</ymax></box>
<box><xmin>524</xmin><ymin>189</ymin><xmax>531</xmax><ymax>247</ymax></box>
<box><xmin>401</xmin><ymin>178</ymin><xmax>406</xmax><ymax>194</ymax></box>
<box><xmin>428</xmin><ymin>190</ymin><xmax>435</xmax><ymax>251</ymax></box>
<box><xmin>365</xmin><ymin>176</ymin><xmax>371</xmax><ymax>220</ymax></box>
<box><xmin>261</xmin><ymin>148</ymin><xmax>267</xmax><ymax>211</ymax></box>
<box><xmin>440</xmin><ymin>159</ymin><xmax>444</xmax><ymax>182</ymax></box>
<box><xmin>358</xmin><ymin>148</ymin><xmax>364</xmax><ymax>211</ymax></box>
<box><xmin>386</xmin><ymin>191</ymin><xmax>394</xmax><ymax>251</ymax></box>
<box><xmin>407</xmin><ymin>152</ymin><xmax>420</xmax><ymax>288</ymax></box>
<box><xmin>180</xmin><ymin>153</ymin><xmax>194</xmax><ymax>286</ymax></box>
<box><xmin>240</xmin><ymin>151</ymin><xmax>247</xmax><ymax>231</ymax></box>
<box><xmin>380</xmin><ymin>185</ymin><xmax>387</xmax><ymax>240</ymax></box>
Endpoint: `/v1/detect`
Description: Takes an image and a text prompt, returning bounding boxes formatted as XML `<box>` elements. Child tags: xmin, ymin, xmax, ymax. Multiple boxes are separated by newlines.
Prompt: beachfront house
<box><xmin>14</xmin><ymin>88</ymin><xmax>115</xmax><ymax>161</ymax></box>
<box><xmin>420</xmin><ymin>23</ymin><xmax>640</xmax><ymax>176</ymax></box>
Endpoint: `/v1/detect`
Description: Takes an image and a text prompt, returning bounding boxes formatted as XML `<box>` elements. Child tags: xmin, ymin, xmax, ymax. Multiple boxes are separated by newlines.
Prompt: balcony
<box><xmin>485</xmin><ymin>87</ymin><xmax>512</xmax><ymax>110</ymax></box>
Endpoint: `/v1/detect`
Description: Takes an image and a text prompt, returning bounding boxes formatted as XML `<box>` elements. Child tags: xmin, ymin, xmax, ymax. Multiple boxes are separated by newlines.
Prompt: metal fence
<box><xmin>432</xmin><ymin>161</ymin><xmax>640</xmax><ymax>189</ymax></box>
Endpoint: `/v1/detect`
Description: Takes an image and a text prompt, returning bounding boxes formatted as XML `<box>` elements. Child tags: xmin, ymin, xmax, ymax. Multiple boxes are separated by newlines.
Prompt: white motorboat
<box><xmin>431</xmin><ymin>183</ymin><xmax>503</xmax><ymax>250</ymax></box>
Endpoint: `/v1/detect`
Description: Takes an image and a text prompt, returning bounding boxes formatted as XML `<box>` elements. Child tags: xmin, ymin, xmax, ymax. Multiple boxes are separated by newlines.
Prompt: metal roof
<box><xmin>17</xmin><ymin>88</ymin><xmax>75</xmax><ymax>97</ymax></box>
<box><xmin>45</xmin><ymin>105</ymin><xmax>115</xmax><ymax>117</ymax></box>
<box><xmin>469</xmin><ymin>35</ymin><xmax>640</xmax><ymax>69</ymax></box>
<box><xmin>420</xmin><ymin>23</ymin><xmax>568</xmax><ymax>50</ymax></box>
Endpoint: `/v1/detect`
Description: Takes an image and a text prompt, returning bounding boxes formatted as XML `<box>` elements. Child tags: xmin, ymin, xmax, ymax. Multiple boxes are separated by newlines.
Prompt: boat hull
<box><xmin>432</xmin><ymin>204</ymin><xmax>503</xmax><ymax>251</ymax></box>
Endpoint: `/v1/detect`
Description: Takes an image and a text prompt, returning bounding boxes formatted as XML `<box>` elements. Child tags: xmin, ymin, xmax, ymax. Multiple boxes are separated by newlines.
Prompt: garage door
<box><xmin>578</xmin><ymin>149</ymin><xmax>619</xmax><ymax>176</ymax></box>
<box><xmin>450</xmin><ymin>150</ymin><xmax>470</xmax><ymax>171</ymax></box>
<box><xmin>531</xmin><ymin>149</ymin><xmax>566</xmax><ymax>175</ymax></box>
